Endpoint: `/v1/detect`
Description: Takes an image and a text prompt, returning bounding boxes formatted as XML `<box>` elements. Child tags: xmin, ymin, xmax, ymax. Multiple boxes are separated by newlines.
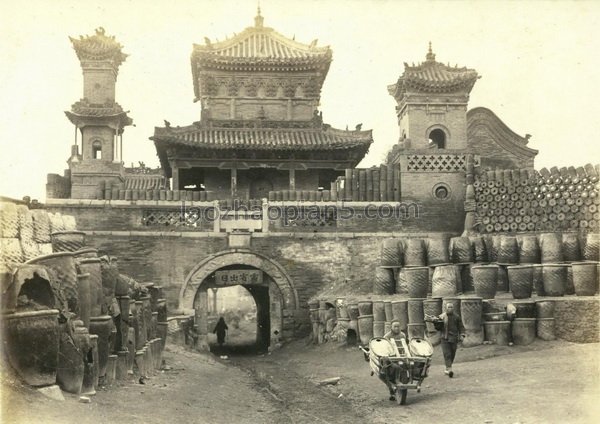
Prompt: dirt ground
<box><xmin>2</xmin><ymin>321</ymin><xmax>600</xmax><ymax>424</ymax></box>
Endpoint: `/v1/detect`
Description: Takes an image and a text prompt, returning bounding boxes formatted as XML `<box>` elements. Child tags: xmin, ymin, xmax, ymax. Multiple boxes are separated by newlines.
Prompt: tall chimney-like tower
<box><xmin>65</xmin><ymin>27</ymin><xmax>132</xmax><ymax>198</ymax></box>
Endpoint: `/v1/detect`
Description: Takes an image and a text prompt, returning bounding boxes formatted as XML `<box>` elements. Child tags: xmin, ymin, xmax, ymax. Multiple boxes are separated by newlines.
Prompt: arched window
<box><xmin>92</xmin><ymin>141</ymin><xmax>102</xmax><ymax>159</ymax></box>
<box><xmin>428</xmin><ymin>128</ymin><xmax>446</xmax><ymax>149</ymax></box>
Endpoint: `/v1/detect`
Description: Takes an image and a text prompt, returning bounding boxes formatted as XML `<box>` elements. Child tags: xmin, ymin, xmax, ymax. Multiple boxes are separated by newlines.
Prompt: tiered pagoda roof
<box><xmin>151</xmin><ymin>124</ymin><xmax>373</xmax><ymax>174</ymax></box>
<box><xmin>69</xmin><ymin>27</ymin><xmax>128</xmax><ymax>69</ymax></box>
<box><xmin>191</xmin><ymin>9</ymin><xmax>332</xmax><ymax>99</ymax></box>
<box><xmin>388</xmin><ymin>43</ymin><xmax>479</xmax><ymax>100</ymax></box>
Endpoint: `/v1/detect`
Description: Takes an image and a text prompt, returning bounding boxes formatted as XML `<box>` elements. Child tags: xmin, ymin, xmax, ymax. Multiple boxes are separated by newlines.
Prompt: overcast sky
<box><xmin>1</xmin><ymin>0</ymin><xmax>599</xmax><ymax>201</ymax></box>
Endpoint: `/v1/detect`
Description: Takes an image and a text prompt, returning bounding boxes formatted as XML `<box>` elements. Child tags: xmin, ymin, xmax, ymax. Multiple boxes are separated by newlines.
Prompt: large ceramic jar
<box><xmin>471</xmin><ymin>265</ymin><xmax>499</xmax><ymax>299</ymax></box>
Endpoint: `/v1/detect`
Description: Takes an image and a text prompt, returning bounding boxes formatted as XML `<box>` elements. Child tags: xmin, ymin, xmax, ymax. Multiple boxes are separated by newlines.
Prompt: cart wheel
<box><xmin>396</xmin><ymin>388</ymin><xmax>407</xmax><ymax>405</ymax></box>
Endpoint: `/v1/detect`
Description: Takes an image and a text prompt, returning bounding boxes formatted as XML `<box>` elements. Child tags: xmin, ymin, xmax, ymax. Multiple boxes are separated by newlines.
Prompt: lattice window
<box><xmin>279</xmin><ymin>207</ymin><xmax>337</xmax><ymax>227</ymax></box>
<box><xmin>406</xmin><ymin>154</ymin><xmax>480</xmax><ymax>172</ymax></box>
<box><xmin>142</xmin><ymin>209</ymin><xmax>212</xmax><ymax>228</ymax></box>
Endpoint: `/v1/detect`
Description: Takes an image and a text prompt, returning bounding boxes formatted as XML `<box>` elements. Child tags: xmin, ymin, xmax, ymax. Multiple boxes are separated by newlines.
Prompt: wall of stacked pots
<box><xmin>0</xmin><ymin>201</ymin><xmax>170</xmax><ymax>395</ymax></box>
<box><xmin>309</xmin><ymin>234</ymin><xmax>599</xmax><ymax>347</ymax></box>
<box><xmin>94</xmin><ymin>180</ymin><xmax>215</xmax><ymax>202</ymax></box>
<box><xmin>470</xmin><ymin>164</ymin><xmax>599</xmax><ymax>233</ymax></box>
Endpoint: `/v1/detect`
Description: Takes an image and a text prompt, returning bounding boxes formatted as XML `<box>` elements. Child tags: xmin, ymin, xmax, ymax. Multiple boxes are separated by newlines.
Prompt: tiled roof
<box><xmin>389</xmin><ymin>44</ymin><xmax>479</xmax><ymax>98</ymax></box>
<box><xmin>467</xmin><ymin>107</ymin><xmax>538</xmax><ymax>158</ymax></box>
<box><xmin>152</xmin><ymin>125</ymin><xmax>373</xmax><ymax>151</ymax></box>
<box><xmin>69</xmin><ymin>27</ymin><xmax>127</xmax><ymax>68</ymax></box>
<box><xmin>192</xmin><ymin>12</ymin><xmax>331</xmax><ymax>62</ymax></box>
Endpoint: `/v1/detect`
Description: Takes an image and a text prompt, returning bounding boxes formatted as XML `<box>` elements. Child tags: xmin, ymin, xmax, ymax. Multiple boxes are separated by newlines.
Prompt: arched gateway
<box><xmin>180</xmin><ymin>249</ymin><xmax>299</xmax><ymax>350</ymax></box>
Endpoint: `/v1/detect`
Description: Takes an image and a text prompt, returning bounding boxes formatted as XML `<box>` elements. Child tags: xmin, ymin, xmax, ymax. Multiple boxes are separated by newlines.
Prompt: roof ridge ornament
<box><xmin>426</xmin><ymin>41</ymin><xmax>436</xmax><ymax>62</ymax></box>
<box><xmin>255</xmin><ymin>3</ymin><xmax>264</xmax><ymax>28</ymax></box>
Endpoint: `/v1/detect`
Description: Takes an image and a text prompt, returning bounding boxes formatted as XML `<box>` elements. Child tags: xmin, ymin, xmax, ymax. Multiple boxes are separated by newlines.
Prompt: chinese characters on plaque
<box><xmin>214</xmin><ymin>270</ymin><xmax>263</xmax><ymax>286</ymax></box>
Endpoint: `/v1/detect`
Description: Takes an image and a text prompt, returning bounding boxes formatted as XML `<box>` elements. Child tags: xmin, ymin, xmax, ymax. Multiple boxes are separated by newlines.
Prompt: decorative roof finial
<box><xmin>426</xmin><ymin>41</ymin><xmax>436</xmax><ymax>62</ymax></box>
<box><xmin>255</xmin><ymin>2</ymin><xmax>264</xmax><ymax>28</ymax></box>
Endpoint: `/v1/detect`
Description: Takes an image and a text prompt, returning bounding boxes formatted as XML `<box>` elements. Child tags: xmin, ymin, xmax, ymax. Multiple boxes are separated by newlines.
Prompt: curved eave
<box><xmin>467</xmin><ymin>107</ymin><xmax>538</xmax><ymax>158</ymax></box>
<box><xmin>65</xmin><ymin>110</ymin><xmax>133</xmax><ymax>127</ymax></box>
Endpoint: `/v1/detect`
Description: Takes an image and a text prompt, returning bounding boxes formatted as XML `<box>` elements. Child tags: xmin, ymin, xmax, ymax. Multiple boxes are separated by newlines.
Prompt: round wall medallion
<box><xmin>432</xmin><ymin>183</ymin><xmax>452</xmax><ymax>201</ymax></box>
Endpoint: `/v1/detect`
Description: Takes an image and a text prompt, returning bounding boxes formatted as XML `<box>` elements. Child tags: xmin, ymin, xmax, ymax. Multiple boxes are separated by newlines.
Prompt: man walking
<box><xmin>429</xmin><ymin>303</ymin><xmax>465</xmax><ymax>377</ymax></box>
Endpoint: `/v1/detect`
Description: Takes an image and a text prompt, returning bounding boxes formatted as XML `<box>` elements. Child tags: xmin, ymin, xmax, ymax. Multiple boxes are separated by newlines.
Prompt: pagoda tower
<box><xmin>65</xmin><ymin>27</ymin><xmax>133</xmax><ymax>199</ymax></box>
<box><xmin>388</xmin><ymin>43</ymin><xmax>479</xmax><ymax>151</ymax></box>
<box><xmin>151</xmin><ymin>9</ymin><xmax>372</xmax><ymax>199</ymax></box>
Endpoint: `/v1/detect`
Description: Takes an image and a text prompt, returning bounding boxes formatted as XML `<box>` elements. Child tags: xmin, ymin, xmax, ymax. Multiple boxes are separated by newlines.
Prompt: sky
<box><xmin>1</xmin><ymin>0</ymin><xmax>599</xmax><ymax>201</ymax></box>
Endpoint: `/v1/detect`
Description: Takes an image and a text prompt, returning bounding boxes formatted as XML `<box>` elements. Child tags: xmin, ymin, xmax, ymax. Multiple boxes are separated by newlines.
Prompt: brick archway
<box><xmin>179</xmin><ymin>249</ymin><xmax>299</xmax><ymax>314</ymax></box>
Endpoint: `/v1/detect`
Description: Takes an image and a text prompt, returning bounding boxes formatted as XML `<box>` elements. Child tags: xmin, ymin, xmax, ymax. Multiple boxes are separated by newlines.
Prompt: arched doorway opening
<box><xmin>180</xmin><ymin>250</ymin><xmax>299</xmax><ymax>354</ymax></box>
<box><xmin>428</xmin><ymin>128</ymin><xmax>446</xmax><ymax>149</ymax></box>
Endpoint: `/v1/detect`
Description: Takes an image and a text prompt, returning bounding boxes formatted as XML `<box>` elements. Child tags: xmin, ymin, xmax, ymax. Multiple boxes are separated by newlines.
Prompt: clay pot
<box><xmin>583</xmin><ymin>233</ymin><xmax>599</xmax><ymax>261</ymax></box>
<box><xmin>536</xmin><ymin>318</ymin><xmax>556</xmax><ymax>341</ymax></box>
<box><xmin>407</xmin><ymin>298</ymin><xmax>425</xmax><ymax>324</ymax></box>
<box><xmin>26</xmin><ymin>252</ymin><xmax>77</xmax><ymax>313</ymax></box>
<box><xmin>116</xmin><ymin>350</ymin><xmax>129</xmax><ymax>380</ymax></box>
<box><xmin>535</xmin><ymin>300</ymin><xmax>555</xmax><ymax>319</ymax></box>
<box><xmin>77</xmin><ymin>273</ymin><xmax>91</xmax><ymax>328</ymax></box>
<box><xmin>462</xmin><ymin>328</ymin><xmax>484</xmax><ymax>347</ymax></box>
<box><xmin>372</xmin><ymin>301</ymin><xmax>386</xmax><ymax>321</ymax></box>
<box><xmin>571</xmin><ymin>262</ymin><xmax>599</xmax><ymax>296</ymax></box>
<box><xmin>390</xmin><ymin>300</ymin><xmax>408</xmax><ymax>333</ymax></box>
<box><xmin>347</xmin><ymin>303</ymin><xmax>359</xmax><ymax>321</ymax></box>
<box><xmin>407</xmin><ymin>323</ymin><xmax>425</xmax><ymax>340</ymax></box>
<box><xmin>74</xmin><ymin>325</ymin><xmax>95</xmax><ymax>396</ymax></box>
<box><xmin>511</xmin><ymin>318</ymin><xmax>536</xmax><ymax>345</ymax></box>
<box><xmin>157</xmin><ymin>298</ymin><xmax>167</xmax><ymax>322</ymax></box>
<box><xmin>425</xmin><ymin>238</ymin><xmax>450</xmax><ymax>266</ymax></box>
<box><xmin>471</xmin><ymin>265</ymin><xmax>498</xmax><ymax>299</ymax></box>
<box><xmin>373</xmin><ymin>321</ymin><xmax>385</xmax><ymax>338</ymax></box>
<box><xmin>497</xmin><ymin>265</ymin><xmax>509</xmax><ymax>292</ymax></box>
<box><xmin>507</xmin><ymin>265</ymin><xmax>533</xmax><ymax>299</ymax></box>
<box><xmin>405</xmin><ymin>266</ymin><xmax>429</xmax><ymax>298</ymax></box>
<box><xmin>383</xmin><ymin>301</ymin><xmax>393</xmax><ymax>322</ymax></box>
<box><xmin>542</xmin><ymin>264</ymin><xmax>568</xmax><ymax>296</ymax></box>
<box><xmin>484</xmin><ymin>321</ymin><xmax>510</xmax><ymax>345</ymax></box>
<box><xmin>497</xmin><ymin>236</ymin><xmax>519</xmax><ymax>265</ymax></box>
<box><xmin>431</xmin><ymin>265</ymin><xmax>459</xmax><ymax>298</ymax></box>
<box><xmin>373</xmin><ymin>267</ymin><xmax>394</xmax><ymax>295</ymax></box>
<box><xmin>127</xmin><ymin>327</ymin><xmax>136</xmax><ymax>373</ymax></box>
<box><xmin>357</xmin><ymin>301</ymin><xmax>373</xmax><ymax>316</ymax></box>
<box><xmin>532</xmin><ymin>265</ymin><xmax>544</xmax><ymax>296</ymax></box>
<box><xmin>57</xmin><ymin>323</ymin><xmax>84</xmax><ymax>394</ymax></box>
<box><xmin>1</xmin><ymin>309</ymin><xmax>60</xmax><ymax>386</ymax></box>
<box><xmin>381</xmin><ymin>239</ymin><xmax>402</xmax><ymax>266</ymax></box>
<box><xmin>449</xmin><ymin>237</ymin><xmax>474</xmax><ymax>264</ymax></box>
<box><xmin>404</xmin><ymin>238</ymin><xmax>426</xmax><ymax>267</ymax></box>
<box><xmin>460</xmin><ymin>297</ymin><xmax>483</xmax><ymax>330</ymax></box>
<box><xmin>157</xmin><ymin>321</ymin><xmax>168</xmax><ymax>352</ymax></box>
<box><xmin>395</xmin><ymin>267</ymin><xmax>408</xmax><ymax>294</ymax></box>
<box><xmin>562</xmin><ymin>233</ymin><xmax>582</xmax><ymax>262</ymax></box>
<box><xmin>512</xmin><ymin>301</ymin><xmax>536</xmax><ymax>318</ymax></box>
<box><xmin>73</xmin><ymin>248</ymin><xmax>98</xmax><ymax>260</ymax></box>
<box><xmin>539</xmin><ymin>233</ymin><xmax>564</xmax><ymax>263</ymax></box>
<box><xmin>105</xmin><ymin>354</ymin><xmax>117</xmax><ymax>385</ymax></box>
<box><xmin>518</xmin><ymin>235</ymin><xmax>540</xmax><ymax>264</ymax></box>
<box><xmin>89</xmin><ymin>335</ymin><xmax>99</xmax><ymax>390</ymax></box>
<box><xmin>115</xmin><ymin>274</ymin><xmax>130</xmax><ymax>297</ymax></box>
<box><xmin>483</xmin><ymin>312</ymin><xmax>507</xmax><ymax>321</ymax></box>
<box><xmin>422</xmin><ymin>298</ymin><xmax>442</xmax><ymax>334</ymax></box>
<box><xmin>357</xmin><ymin>315</ymin><xmax>374</xmax><ymax>345</ymax></box>
<box><xmin>50</xmin><ymin>231</ymin><xmax>86</xmax><ymax>253</ymax></box>
<box><xmin>135</xmin><ymin>350</ymin><xmax>146</xmax><ymax>378</ymax></box>
<box><xmin>78</xmin><ymin>258</ymin><xmax>103</xmax><ymax>316</ymax></box>
<box><xmin>469</xmin><ymin>236</ymin><xmax>489</xmax><ymax>263</ymax></box>
<box><xmin>89</xmin><ymin>315</ymin><xmax>113</xmax><ymax>378</ymax></box>
<box><xmin>100</xmin><ymin>259</ymin><xmax>119</xmax><ymax>304</ymax></box>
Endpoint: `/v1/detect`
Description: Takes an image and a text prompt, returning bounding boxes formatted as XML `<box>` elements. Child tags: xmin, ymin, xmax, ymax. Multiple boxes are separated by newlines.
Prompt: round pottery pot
<box><xmin>519</xmin><ymin>235</ymin><xmax>540</xmax><ymax>264</ymax></box>
<box><xmin>380</xmin><ymin>239</ymin><xmax>402</xmax><ymax>266</ymax></box>
<box><xmin>357</xmin><ymin>315</ymin><xmax>374</xmax><ymax>345</ymax></box>
<box><xmin>449</xmin><ymin>237</ymin><xmax>474</xmax><ymax>264</ymax></box>
<box><xmin>462</xmin><ymin>328</ymin><xmax>484</xmax><ymax>347</ymax></box>
<box><xmin>407</xmin><ymin>323</ymin><xmax>425</xmax><ymax>340</ymax></box>
<box><xmin>26</xmin><ymin>252</ymin><xmax>77</xmax><ymax>313</ymax></box>
<box><xmin>507</xmin><ymin>265</ymin><xmax>533</xmax><ymax>299</ymax></box>
<box><xmin>373</xmin><ymin>321</ymin><xmax>385</xmax><ymax>338</ymax></box>
<box><xmin>405</xmin><ymin>267</ymin><xmax>429</xmax><ymax>298</ymax></box>
<box><xmin>511</xmin><ymin>318</ymin><xmax>536</xmax><ymax>345</ymax></box>
<box><xmin>539</xmin><ymin>233</ymin><xmax>564</xmax><ymax>263</ymax></box>
<box><xmin>407</xmin><ymin>298</ymin><xmax>425</xmax><ymax>324</ymax></box>
<box><xmin>583</xmin><ymin>233</ymin><xmax>599</xmax><ymax>261</ymax></box>
<box><xmin>535</xmin><ymin>300</ymin><xmax>555</xmax><ymax>319</ymax></box>
<box><xmin>390</xmin><ymin>300</ymin><xmax>408</xmax><ymax>333</ymax></box>
<box><xmin>460</xmin><ymin>297</ymin><xmax>483</xmax><ymax>330</ymax></box>
<box><xmin>484</xmin><ymin>321</ymin><xmax>510</xmax><ymax>345</ymax></box>
<box><xmin>483</xmin><ymin>312</ymin><xmax>507</xmax><ymax>322</ymax></box>
<box><xmin>425</xmin><ymin>238</ymin><xmax>450</xmax><ymax>266</ymax></box>
<box><xmin>497</xmin><ymin>236</ymin><xmax>519</xmax><ymax>265</ymax></box>
<box><xmin>373</xmin><ymin>267</ymin><xmax>394</xmax><ymax>295</ymax></box>
<box><xmin>471</xmin><ymin>265</ymin><xmax>498</xmax><ymax>299</ymax></box>
<box><xmin>431</xmin><ymin>265</ymin><xmax>459</xmax><ymax>298</ymax></box>
<box><xmin>89</xmin><ymin>315</ymin><xmax>113</xmax><ymax>378</ymax></box>
<box><xmin>1</xmin><ymin>309</ymin><xmax>60</xmax><ymax>386</ymax></box>
<box><xmin>469</xmin><ymin>236</ymin><xmax>488</xmax><ymax>263</ymax></box>
<box><xmin>536</xmin><ymin>318</ymin><xmax>556</xmax><ymax>341</ymax></box>
<box><xmin>404</xmin><ymin>239</ymin><xmax>426</xmax><ymax>267</ymax></box>
<box><xmin>571</xmin><ymin>262</ymin><xmax>599</xmax><ymax>296</ymax></box>
<box><xmin>562</xmin><ymin>233</ymin><xmax>582</xmax><ymax>262</ymax></box>
<box><xmin>512</xmin><ymin>301</ymin><xmax>536</xmax><ymax>318</ymax></box>
<box><xmin>50</xmin><ymin>231</ymin><xmax>86</xmax><ymax>253</ymax></box>
<box><xmin>357</xmin><ymin>301</ymin><xmax>373</xmax><ymax>316</ymax></box>
<box><xmin>542</xmin><ymin>264</ymin><xmax>568</xmax><ymax>296</ymax></box>
<box><xmin>372</xmin><ymin>301</ymin><xmax>386</xmax><ymax>321</ymax></box>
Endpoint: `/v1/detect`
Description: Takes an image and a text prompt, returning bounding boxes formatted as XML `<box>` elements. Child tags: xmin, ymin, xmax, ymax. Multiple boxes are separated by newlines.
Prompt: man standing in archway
<box><xmin>213</xmin><ymin>317</ymin><xmax>229</xmax><ymax>347</ymax></box>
